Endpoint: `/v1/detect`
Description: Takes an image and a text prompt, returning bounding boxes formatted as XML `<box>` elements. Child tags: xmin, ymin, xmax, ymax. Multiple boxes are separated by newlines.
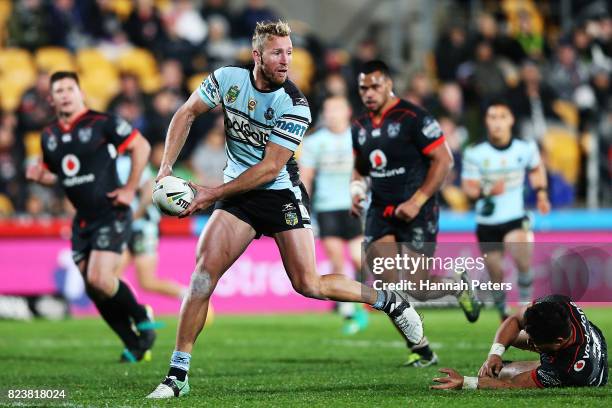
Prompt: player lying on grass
<box><xmin>431</xmin><ymin>295</ymin><xmax>608</xmax><ymax>389</ymax></box>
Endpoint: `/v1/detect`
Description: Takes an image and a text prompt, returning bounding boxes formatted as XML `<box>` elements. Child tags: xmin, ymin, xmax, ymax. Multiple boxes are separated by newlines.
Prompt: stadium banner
<box><xmin>361</xmin><ymin>240</ymin><xmax>612</xmax><ymax>304</ymax></box>
<box><xmin>0</xmin><ymin>237</ymin><xmax>345</xmax><ymax>316</ymax></box>
<box><xmin>1</xmin><ymin>232</ymin><xmax>610</xmax><ymax>316</ymax></box>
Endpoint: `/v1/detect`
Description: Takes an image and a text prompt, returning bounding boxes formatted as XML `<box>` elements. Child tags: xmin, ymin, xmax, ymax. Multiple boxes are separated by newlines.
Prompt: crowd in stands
<box><xmin>0</xmin><ymin>0</ymin><xmax>609</xmax><ymax>218</ymax></box>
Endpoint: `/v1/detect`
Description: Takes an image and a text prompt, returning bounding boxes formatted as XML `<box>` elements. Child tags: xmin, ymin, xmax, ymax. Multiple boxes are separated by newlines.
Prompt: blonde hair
<box><xmin>252</xmin><ymin>20</ymin><xmax>291</xmax><ymax>52</ymax></box>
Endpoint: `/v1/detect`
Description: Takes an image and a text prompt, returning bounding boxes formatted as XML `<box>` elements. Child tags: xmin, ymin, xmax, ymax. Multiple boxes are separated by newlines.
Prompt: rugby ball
<box><xmin>152</xmin><ymin>176</ymin><xmax>195</xmax><ymax>216</ymax></box>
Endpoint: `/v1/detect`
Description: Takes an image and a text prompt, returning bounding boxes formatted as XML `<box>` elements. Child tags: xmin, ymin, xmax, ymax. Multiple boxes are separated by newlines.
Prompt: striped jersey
<box><xmin>198</xmin><ymin>65</ymin><xmax>311</xmax><ymax>190</ymax></box>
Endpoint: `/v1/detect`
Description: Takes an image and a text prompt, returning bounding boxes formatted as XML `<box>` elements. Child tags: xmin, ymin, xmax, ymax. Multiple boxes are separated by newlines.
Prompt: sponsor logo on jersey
<box><xmin>294</xmin><ymin>97</ymin><xmax>308</xmax><ymax>107</ymax></box>
<box><xmin>574</xmin><ymin>360</ymin><xmax>586</xmax><ymax>372</ymax></box>
<box><xmin>248</xmin><ymin>98</ymin><xmax>257</xmax><ymax>111</ymax></box>
<box><xmin>387</xmin><ymin>122</ymin><xmax>401</xmax><ymax>138</ymax></box>
<box><xmin>265</xmin><ymin>107</ymin><xmax>275</xmax><ymax>120</ymax></box>
<box><xmin>422</xmin><ymin>116</ymin><xmax>443</xmax><ymax>139</ymax></box>
<box><xmin>372</xmin><ymin>128</ymin><xmax>381</xmax><ymax>138</ymax></box>
<box><xmin>62</xmin><ymin>154</ymin><xmax>81</xmax><ymax>177</ymax></box>
<box><xmin>47</xmin><ymin>134</ymin><xmax>58</xmax><ymax>151</ymax></box>
<box><xmin>202</xmin><ymin>77</ymin><xmax>219</xmax><ymax>102</ymax></box>
<box><xmin>369</xmin><ymin>149</ymin><xmax>387</xmax><ymax>170</ymax></box>
<box><xmin>63</xmin><ymin>174</ymin><xmax>95</xmax><ymax>187</ymax></box>
<box><xmin>284</xmin><ymin>211</ymin><xmax>298</xmax><ymax>226</ymax></box>
<box><xmin>225</xmin><ymin>85</ymin><xmax>240</xmax><ymax>104</ymax></box>
<box><xmin>282</xmin><ymin>203</ymin><xmax>295</xmax><ymax>211</ymax></box>
<box><xmin>224</xmin><ymin>111</ymin><xmax>270</xmax><ymax>148</ymax></box>
<box><xmin>62</xmin><ymin>133</ymin><xmax>72</xmax><ymax>142</ymax></box>
<box><xmin>275</xmin><ymin>119</ymin><xmax>308</xmax><ymax>138</ymax></box>
<box><xmin>358</xmin><ymin>128</ymin><xmax>366</xmax><ymax>145</ymax></box>
<box><xmin>78</xmin><ymin>128</ymin><xmax>92</xmax><ymax>143</ymax></box>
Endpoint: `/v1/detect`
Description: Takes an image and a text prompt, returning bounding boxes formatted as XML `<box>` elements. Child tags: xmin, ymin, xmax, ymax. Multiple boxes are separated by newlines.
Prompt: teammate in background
<box><xmin>147</xmin><ymin>21</ymin><xmax>423</xmax><ymax>398</ymax></box>
<box><xmin>432</xmin><ymin>294</ymin><xmax>608</xmax><ymax>389</ymax></box>
<box><xmin>300</xmin><ymin>95</ymin><xmax>368</xmax><ymax>335</ymax></box>
<box><xmin>350</xmin><ymin>60</ymin><xmax>481</xmax><ymax>368</ymax></box>
<box><xmin>115</xmin><ymin>155</ymin><xmax>188</xmax><ymax>300</ymax></box>
<box><xmin>26</xmin><ymin>71</ymin><xmax>158</xmax><ymax>362</ymax></box>
<box><xmin>461</xmin><ymin>100</ymin><xmax>550</xmax><ymax>320</ymax></box>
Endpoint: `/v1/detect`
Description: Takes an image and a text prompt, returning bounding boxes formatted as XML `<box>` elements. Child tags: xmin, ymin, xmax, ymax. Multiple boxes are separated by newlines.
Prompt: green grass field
<box><xmin>1</xmin><ymin>308</ymin><xmax>610</xmax><ymax>407</ymax></box>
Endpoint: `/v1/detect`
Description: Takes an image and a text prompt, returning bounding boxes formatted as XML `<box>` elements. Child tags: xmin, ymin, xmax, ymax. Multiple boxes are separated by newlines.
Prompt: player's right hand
<box><xmin>350</xmin><ymin>194</ymin><xmax>365</xmax><ymax>217</ymax></box>
<box><xmin>478</xmin><ymin>354</ymin><xmax>503</xmax><ymax>378</ymax></box>
<box><xmin>155</xmin><ymin>164</ymin><xmax>173</xmax><ymax>183</ymax></box>
<box><xmin>26</xmin><ymin>162</ymin><xmax>44</xmax><ymax>183</ymax></box>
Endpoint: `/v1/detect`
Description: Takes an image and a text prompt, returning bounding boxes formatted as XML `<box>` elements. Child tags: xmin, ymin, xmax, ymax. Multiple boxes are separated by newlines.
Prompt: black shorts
<box><xmin>214</xmin><ymin>184</ymin><xmax>311</xmax><ymax>239</ymax></box>
<box><xmin>317</xmin><ymin>210</ymin><xmax>362</xmax><ymax>240</ymax></box>
<box><xmin>71</xmin><ymin>208</ymin><xmax>132</xmax><ymax>264</ymax></box>
<box><xmin>476</xmin><ymin>216</ymin><xmax>530</xmax><ymax>253</ymax></box>
<box><xmin>364</xmin><ymin>203</ymin><xmax>439</xmax><ymax>257</ymax></box>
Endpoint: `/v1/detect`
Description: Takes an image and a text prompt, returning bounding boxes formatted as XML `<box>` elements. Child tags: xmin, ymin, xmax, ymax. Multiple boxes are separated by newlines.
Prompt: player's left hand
<box><xmin>394</xmin><ymin>199</ymin><xmax>421</xmax><ymax>222</ymax></box>
<box><xmin>107</xmin><ymin>186</ymin><xmax>136</xmax><ymax>207</ymax></box>
<box><xmin>431</xmin><ymin>368</ymin><xmax>464</xmax><ymax>390</ymax></box>
<box><xmin>179</xmin><ymin>181</ymin><xmax>219</xmax><ymax>218</ymax></box>
<box><xmin>536</xmin><ymin>195</ymin><xmax>551</xmax><ymax>215</ymax></box>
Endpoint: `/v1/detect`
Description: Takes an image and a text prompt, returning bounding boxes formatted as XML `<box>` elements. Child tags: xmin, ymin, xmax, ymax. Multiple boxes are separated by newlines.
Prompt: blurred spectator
<box><xmin>235</xmin><ymin>0</ymin><xmax>278</xmax><ymax>40</ymax></box>
<box><xmin>205</xmin><ymin>16</ymin><xmax>239</xmax><ymax>70</ymax></box>
<box><xmin>439</xmin><ymin>116</ymin><xmax>469</xmax><ymax>211</ymax></box>
<box><xmin>515</xmin><ymin>10</ymin><xmax>546</xmax><ymax>61</ymax></box>
<box><xmin>547</xmin><ymin>41</ymin><xmax>590</xmax><ymax>101</ymax></box>
<box><xmin>508</xmin><ymin>61</ymin><xmax>561</xmax><ymax>140</ymax></box>
<box><xmin>48</xmin><ymin>0</ymin><xmax>86</xmax><ymax>49</ymax></box>
<box><xmin>435</xmin><ymin>25</ymin><xmax>470</xmax><ymax>81</ymax></box>
<box><xmin>403</xmin><ymin>71</ymin><xmax>436</xmax><ymax>110</ymax></box>
<box><xmin>312</xmin><ymin>71</ymin><xmax>351</xmax><ymax>123</ymax></box>
<box><xmin>471</xmin><ymin>13</ymin><xmax>526</xmax><ymax>64</ymax></box>
<box><xmin>159</xmin><ymin>59</ymin><xmax>189</xmax><ymax>100</ymax></box>
<box><xmin>108</xmin><ymin>73</ymin><xmax>150</xmax><ymax>117</ymax></box>
<box><xmin>200</xmin><ymin>0</ymin><xmax>235</xmax><ymax>36</ymax></box>
<box><xmin>470</xmin><ymin>41</ymin><xmax>507</xmax><ymax>102</ymax></box>
<box><xmin>17</xmin><ymin>71</ymin><xmax>54</xmax><ymax>133</ymax></box>
<box><xmin>165</xmin><ymin>0</ymin><xmax>208</xmax><ymax>47</ymax></box>
<box><xmin>7</xmin><ymin>0</ymin><xmax>50</xmax><ymax>51</ymax></box>
<box><xmin>115</xmin><ymin>100</ymin><xmax>147</xmax><ymax>135</ymax></box>
<box><xmin>0</xmin><ymin>121</ymin><xmax>26</xmax><ymax>213</ymax></box>
<box><xmin>146</xmin><ymin>88</ymin><xmax>182</xmax><ymax>145</ymax></box>
<box><xmin>123</xmin><ymin>0</ymin><xmax>167</xmax><ymax>53</ymax></box>
<box><xmin>190</xmin><ymin>127</ymin><xmax>226</xmax><ymax>188</ymax></box>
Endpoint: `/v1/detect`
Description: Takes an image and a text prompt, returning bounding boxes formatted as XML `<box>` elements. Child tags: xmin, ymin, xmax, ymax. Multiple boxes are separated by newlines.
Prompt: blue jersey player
<box><xmin>461</xmin><ymin>101</ymin><xmax>550</xmax><ymax>320</ymax></box>
<box><xmin>147</xmin><ymin>21</ymin><xmax>424</xmax><ymax>398</ymax></box>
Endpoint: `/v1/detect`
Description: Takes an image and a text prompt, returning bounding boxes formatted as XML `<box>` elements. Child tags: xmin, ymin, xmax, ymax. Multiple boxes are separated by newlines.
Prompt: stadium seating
<box><xmin>0</xmin><ymin>48</ymin><xmax>36</xmax><ymax>111</ymax></box>
<box><xmin>542</xmin><ymin>126</ymin><xmax>581</xmax><ymax>185</ymax></box>
<box><xmin>35</xmin><ymin>47</ymin><xmax>76</xmax><ymax>73</ymax></box>
<box><xmin>117</xmin><ymin>48</ymin><xmax>162</xmax><ymax>93</ymax></box>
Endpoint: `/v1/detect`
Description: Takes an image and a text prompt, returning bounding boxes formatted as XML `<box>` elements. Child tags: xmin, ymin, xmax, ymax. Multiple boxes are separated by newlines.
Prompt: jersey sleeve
<box><xmin>414</xmin><ymin>114</ymin><xmax>446</xmax><ymax>154</ymax></box>
<box><xmin>40</xmin><ymin>128</ymin><xmax>54</xmax><ymax>172</ymax></box>
<box><xmin>198</xmin><ymin>68</ymin><xmax>224</xmax><ymax>108</ymax></box>
<box><xmin>461</xmin><ymin>146</ymin><xmax>481</xmax><ymax>181</ymax></box>
<box><xmin>531</xmin><ymin>364</ymin><xmax>564</xmax><ymax>388</ymax></box>
<box><xmin>269</xmin><ymin>105</ymin><xmax>311</xmax><ymax>152</ymax></box>
<box><xmin>104</xmin><ymin>114</ymin><xmax>139</xmax><ymax>153</ymax></box>
<box><xmin>526</xmin><ymin>139</ymin><xmax>542</xmax><ymax>170</ymax></box>
<box><xmin>299</xmin><ymin>132</ymin><xmax>319</xmax><ymax>168</ymax></box>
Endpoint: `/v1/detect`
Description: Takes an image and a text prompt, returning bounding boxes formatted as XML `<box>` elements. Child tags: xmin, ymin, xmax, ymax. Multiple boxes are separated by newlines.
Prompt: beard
<box><xmin>258</xmin><ymin>57</ymin><xmax>286</xmax><ymax>87</ymax></box>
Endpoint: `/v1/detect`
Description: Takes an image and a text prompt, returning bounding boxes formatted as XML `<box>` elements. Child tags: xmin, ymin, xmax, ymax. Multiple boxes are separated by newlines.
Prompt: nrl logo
<box><xmin>284</xmin><ymin>211</ymin><xmax>298</xmax><ymax>226</ymax></box>
<box><xmin>225</xmin><ymin>85</ymin><xmax>240</xmax><ymax>104</ymax></box>
<box><xmin>265</xmin><ymin>107</ymin><xmax>274</xmax><ymax>121</ymax></box>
